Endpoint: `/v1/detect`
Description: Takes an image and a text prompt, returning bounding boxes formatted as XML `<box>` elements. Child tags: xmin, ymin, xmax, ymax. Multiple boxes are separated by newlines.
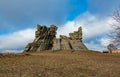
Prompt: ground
<box><xmin>0</xmin><ymin>50</ymin><xmax>120</xmax><ymax>77</ymax></box>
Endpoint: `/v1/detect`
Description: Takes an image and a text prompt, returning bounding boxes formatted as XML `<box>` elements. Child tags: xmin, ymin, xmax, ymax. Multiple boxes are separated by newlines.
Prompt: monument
<box><xmin>52</xmin><ymin>27</ymin><xmax>88</xmax><ymax>51</ymax></box>
<box><xmin>24</xmin><ymin>24</ymin><xmax>87</xmax><ymax>52</ymax></box>
<box><xmin>24</xmin><ymin>24</ymin><xmax>57</xmax><ymax>52</ymax></box>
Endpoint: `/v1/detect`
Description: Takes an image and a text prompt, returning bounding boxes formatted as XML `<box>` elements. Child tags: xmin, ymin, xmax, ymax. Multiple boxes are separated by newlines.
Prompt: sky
<box><xmin>0</xmin><ymin>0</ymin><xmax>120</xmax><ymax>53</ymax></box>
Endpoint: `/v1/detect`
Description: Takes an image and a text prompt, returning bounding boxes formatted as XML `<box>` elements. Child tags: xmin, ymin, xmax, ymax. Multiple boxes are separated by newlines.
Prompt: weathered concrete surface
<box><xmin>52</xmin><ymin>38</ymin><xmax>61</xmax><ymax>51</ymax></box>
<box><xmin>110</xmin><ymin>50</ymin><xmax>120</xmax><ymax>53</ymax></box>
<box><xmin>24</xmin><ymin>24</ymin><xmax>57</xmax><ymax>52</ymax></box>
<box><xmin>52</xmin><ymin>27</ymin><xmax>88</xmax><ymax>51</ymax></box>
<box><xmin>24</xmin><ymin>25</ymin><xmax>87</xmax><ymax>52</ymax></box>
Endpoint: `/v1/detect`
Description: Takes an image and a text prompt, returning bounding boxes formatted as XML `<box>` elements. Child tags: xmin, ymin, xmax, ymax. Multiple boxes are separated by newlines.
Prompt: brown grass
<box><xmin>0</xmin><ymin>51</ymin><xmax>120</xmax><ymax>77</ymax></box>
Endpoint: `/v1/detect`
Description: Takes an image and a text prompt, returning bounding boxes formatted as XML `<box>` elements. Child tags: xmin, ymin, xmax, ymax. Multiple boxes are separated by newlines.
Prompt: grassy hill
<box><xmin>0</xmin><ymin>50</ymin><xmax>120</xmax><ymax>77</ymax></box>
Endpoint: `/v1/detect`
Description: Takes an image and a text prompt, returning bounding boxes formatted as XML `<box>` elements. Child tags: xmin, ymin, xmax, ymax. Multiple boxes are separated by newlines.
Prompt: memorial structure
<box><xmin>24</xmin><ymin>24</ymin><xmax>87</xmax><ymax>52</ymax></box>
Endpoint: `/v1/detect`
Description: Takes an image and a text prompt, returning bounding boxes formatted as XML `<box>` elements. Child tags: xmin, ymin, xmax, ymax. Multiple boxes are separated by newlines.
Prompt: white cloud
<box><xmin>100</xmin><ymin>38</ymin><xmax>111</xmax><ymax>47</ymax></box>
<box><xmin>58</xmin><ymin>12</ymin><xmax>113</xmax><ymax>39</ymax></box>
<box><xmin>57</xmin><ymin>12</ymin><xmax>114</xmax><ymax>51</ymax></box>
<box><xmin>0</xmin><ymin>50</ymin><xmax>23</xmax><ymax>53</ymax></box>
<box><xmin>0</xmin><ymin>28</ymin><xmax>35</xmax><ymax>51</ymax></box>
<box><xmin>85</xmin><ymin>42</ymin><xmax>105</xmax><ymax>51</ymax></box>
<box><xmin>0</xmin><ymin>12</ymin><xmax>115</xmax><ymax>52</ymax></box>
<box><xmin>86</xmin><ymin>37</ymin><xmax>111</xmax><ymax>51</ymax></box>
<box><xmin>0</xmin><ymin>0</ymin><xmax>78</xmax><ymax>31</ymax></box>
<box><xmin>57</xmin><ymin>21</ymin><xmax>80</xmax><ymax>37</ymax></box>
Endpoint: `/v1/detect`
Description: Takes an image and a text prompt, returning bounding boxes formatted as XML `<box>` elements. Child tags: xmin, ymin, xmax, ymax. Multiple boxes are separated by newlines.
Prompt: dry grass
<box><xmin>0</xmin><ymin>51</ymin><xmax>120</xmax><ymax>77</ymax></box>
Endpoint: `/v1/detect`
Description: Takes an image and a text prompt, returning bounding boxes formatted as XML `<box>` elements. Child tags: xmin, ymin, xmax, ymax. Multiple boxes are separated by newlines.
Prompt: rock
<box><xmin>24</xmin><ymin>24</ymin><xmax>57</xmax><ymax>52</ymax></box>
<box><xmin>69</xmin><ymin>40</ymin><xmax>87</xmax><ymax>50</ymax></box>
<box><xmin>60</xmin><ymin>35</ymin><xmax>71</xmax><ymax>50</ymax></box>
<box><xmin>52</xmin><ymin>26</ymin><xmax>88</xmax><ymax>51</ymax></box>
<box><xmin>24</xmin><ymin>25</ymin><xmax>88</xmax><ymax>52</ymax></box>
<box><xmin>52</xmin><ymin>38</ymin><xmax>61</xmax><ymax>51</ymax></box>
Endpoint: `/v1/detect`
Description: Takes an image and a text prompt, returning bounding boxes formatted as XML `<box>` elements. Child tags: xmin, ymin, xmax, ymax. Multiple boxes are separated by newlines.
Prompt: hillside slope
<box><xmin>0</xmin><ymin>51</ymin><xmax>120</xmax><ymax>77</ymax></box>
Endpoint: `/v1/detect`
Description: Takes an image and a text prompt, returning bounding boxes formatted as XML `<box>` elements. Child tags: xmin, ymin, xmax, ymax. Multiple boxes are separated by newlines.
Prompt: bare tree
<box><xmin>109</xmin><ymin>8</ymin><xmax>120</xmax><ymax>47</ymax></box>
<box><xmin>107</xmin><ymin>44</ymin><xmax>117</xmax><ymax>53</ymax></box>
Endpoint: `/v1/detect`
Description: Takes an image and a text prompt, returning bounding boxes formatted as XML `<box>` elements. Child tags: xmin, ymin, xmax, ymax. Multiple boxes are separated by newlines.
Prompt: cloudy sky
<box><xmin>0</xmin><ymin>0</ymin><xmax>120</xmax><ymax>52</ymax></box>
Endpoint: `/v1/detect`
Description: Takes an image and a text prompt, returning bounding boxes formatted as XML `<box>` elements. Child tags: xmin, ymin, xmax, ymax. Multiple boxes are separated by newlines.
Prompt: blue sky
<box><xmin>0</xmin><ymin>0</ymin><xmax>120</xmax><ymax>52</ymax></box>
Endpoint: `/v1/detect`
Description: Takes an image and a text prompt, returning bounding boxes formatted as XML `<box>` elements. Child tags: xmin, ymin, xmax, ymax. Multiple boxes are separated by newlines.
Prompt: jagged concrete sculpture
<box><xmin>24</xmin><ymin>24</ymin><xmax>57</xmax><ymax>52</ymax></box>
<box><xmin>52</xmin><ymin>27</ymin><xmax>88</xmax><ymax>51</ymax></box>
<box><xmin>24</xmin><ymin>24</ymin><xmax>87</xmax><ymax>52</ymax></box>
